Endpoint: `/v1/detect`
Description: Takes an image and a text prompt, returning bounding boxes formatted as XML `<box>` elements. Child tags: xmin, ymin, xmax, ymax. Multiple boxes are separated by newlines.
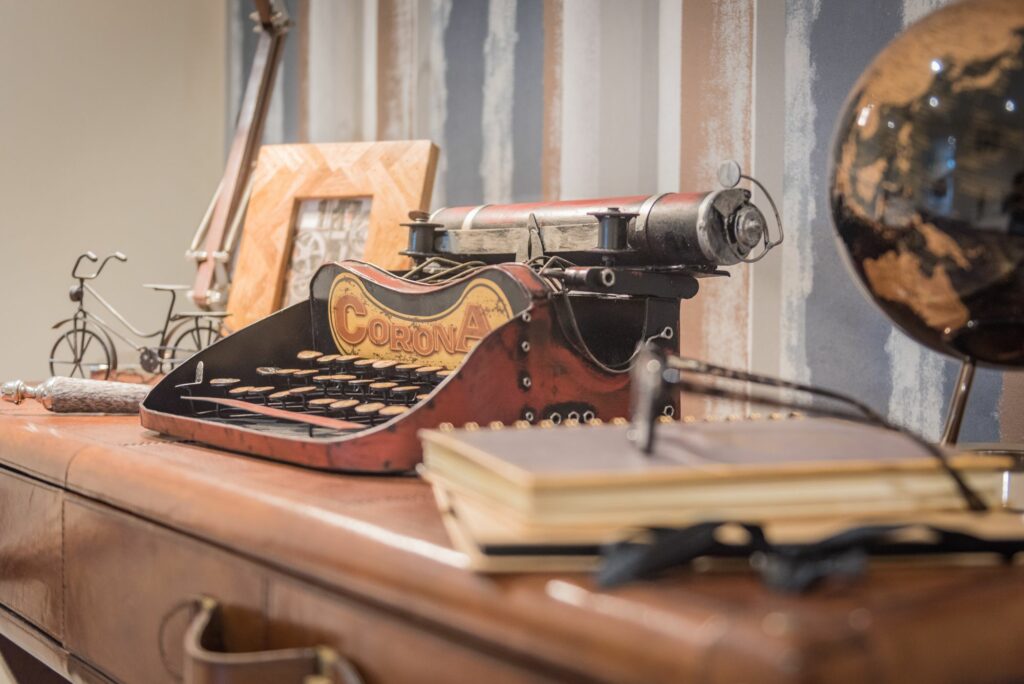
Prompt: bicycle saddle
<box><xmin>171</xmin><ymin>312</ymin><xmax>231</xmax><ymax>320</ymax></box>
<box><xmin>143</xmin><ymin>284</ymin><xmax>191</xmax><ymax>291</ymax></box>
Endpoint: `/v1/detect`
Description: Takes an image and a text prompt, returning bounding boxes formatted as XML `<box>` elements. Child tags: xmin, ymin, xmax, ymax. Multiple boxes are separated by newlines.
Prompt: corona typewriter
<box><xmin>141</xmin><ymin>163</ymin><xmax>782</xmax><ymax>473</ymax></box>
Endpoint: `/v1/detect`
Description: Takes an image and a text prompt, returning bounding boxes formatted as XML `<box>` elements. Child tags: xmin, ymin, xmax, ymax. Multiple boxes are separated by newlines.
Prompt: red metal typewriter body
<box><xmin>141</xmin><ymin>260</ymin><xmax>680</xmax><ymax>473</ymax></box>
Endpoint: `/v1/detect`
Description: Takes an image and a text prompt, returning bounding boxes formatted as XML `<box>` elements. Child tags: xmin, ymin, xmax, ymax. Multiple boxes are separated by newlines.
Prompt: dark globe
<box><xmin>830</xmin><ymin>0</ymin><xmax>1024</xmax><ymax>367</ymax></box>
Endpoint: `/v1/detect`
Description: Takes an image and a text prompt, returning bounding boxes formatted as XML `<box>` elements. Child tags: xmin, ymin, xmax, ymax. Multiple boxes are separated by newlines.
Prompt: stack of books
<box><xmin>418</xmin><ymin>416</ymin><xmax>1012</xmax><ymax>571</ymax></box>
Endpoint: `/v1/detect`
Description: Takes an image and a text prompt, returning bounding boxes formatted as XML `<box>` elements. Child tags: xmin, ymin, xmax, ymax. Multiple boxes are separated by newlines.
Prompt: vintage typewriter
<box><xmin>141</xmin><ymin>163</ymin><xmax>782</xmax><ymax>473</ymax></box>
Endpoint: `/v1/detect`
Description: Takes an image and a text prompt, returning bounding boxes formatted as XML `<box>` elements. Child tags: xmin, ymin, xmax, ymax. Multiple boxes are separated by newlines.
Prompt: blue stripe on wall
<box><xmin>443</xmin><ymin>0</ymin><xmax>488</xmax><ymax>206</ymax></box>
<box><xmin>511</xmin><ymin>0</ymin><xmax>544</xmax><ymax>203</ymax></box>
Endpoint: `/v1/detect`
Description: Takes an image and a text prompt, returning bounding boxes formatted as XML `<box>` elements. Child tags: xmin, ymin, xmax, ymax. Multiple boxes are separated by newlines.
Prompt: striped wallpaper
<box><xmin>227</xmin><ymin>0</ymin><xmax>1020</xmax><ymax>442</ymax></box>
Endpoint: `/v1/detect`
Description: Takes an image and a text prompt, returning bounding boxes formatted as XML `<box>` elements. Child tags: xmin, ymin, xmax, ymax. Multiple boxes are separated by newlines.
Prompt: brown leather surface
<box><xmin>63</xmin><ymin>499</ymin><xmax>268</xmax><ymax>684</ymax></box>
<box><xmin>2</xmin><ymin>403</ymin><xmax>1024</xmax><ymax>682</ymax></box>
<box><xmin>0</xmin><ymin>471</ymin><xmax>63</xmax><ymax>639</ymax></box>
<box><xmin>267</xmin><ymin>579</ymin><xmax>564</xmax><ymax>684</ymax></box>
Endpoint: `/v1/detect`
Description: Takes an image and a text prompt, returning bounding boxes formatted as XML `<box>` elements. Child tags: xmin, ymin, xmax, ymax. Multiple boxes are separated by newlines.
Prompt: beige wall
<box><xmin>0</xmin><ymin>0</ymin><xmax>226</xmax><ymax>381</ymax></box>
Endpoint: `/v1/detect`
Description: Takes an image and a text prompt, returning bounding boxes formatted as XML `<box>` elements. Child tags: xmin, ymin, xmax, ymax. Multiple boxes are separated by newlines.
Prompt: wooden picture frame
<box><xmin>226</xmin><ymin>141</ymin><xmax>439</xmax><ymax>330</ymax></box>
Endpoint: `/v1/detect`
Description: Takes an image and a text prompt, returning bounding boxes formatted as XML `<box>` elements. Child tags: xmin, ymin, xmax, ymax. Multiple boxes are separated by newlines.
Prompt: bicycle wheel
<box><xmin>49</xmin><ymin>326</ymin><xmax>113</xmax><ymax>379</ymax></box>
<box><xmin>163</xmin><ymin>320</ymin><xmax>221</xmax><ymax>370</ymax></box>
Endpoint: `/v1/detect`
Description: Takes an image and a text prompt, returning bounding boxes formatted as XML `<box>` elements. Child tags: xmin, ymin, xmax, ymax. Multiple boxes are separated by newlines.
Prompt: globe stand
<box><xmin>940</xmin><ymin>357</ymin><xmax>1024</xmax><ymax>511</ymax></box>
<box><xmin>939</xmin><ymin>358</ymin><xmax>976</xmax><ymax>447</ymax></box>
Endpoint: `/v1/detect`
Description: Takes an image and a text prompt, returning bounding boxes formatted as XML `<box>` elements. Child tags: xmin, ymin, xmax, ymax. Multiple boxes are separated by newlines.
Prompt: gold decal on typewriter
<box><xmin>327</xmin><ymin>273</ymin><xmax>516</xmax><ymax>366</ymax></box>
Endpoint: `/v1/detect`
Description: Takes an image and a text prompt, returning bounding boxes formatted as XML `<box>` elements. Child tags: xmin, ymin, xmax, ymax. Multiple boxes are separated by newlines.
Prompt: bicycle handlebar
<box><xmin>71</xmin><ymin>251</ymin><xmax>128</xmax><ymax>281</ymax></box>
<box><xmin>71</xmin><ymin>252</ymin><xmax>98</xmax><ymax>279</ymax></box>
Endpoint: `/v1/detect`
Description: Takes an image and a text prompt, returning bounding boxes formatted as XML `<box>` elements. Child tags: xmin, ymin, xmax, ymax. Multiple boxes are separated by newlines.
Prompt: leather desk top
<box><xmin>2</xmin><ymin>402</ymin><xmax>1024</xmax><ymax>683</ymax></box>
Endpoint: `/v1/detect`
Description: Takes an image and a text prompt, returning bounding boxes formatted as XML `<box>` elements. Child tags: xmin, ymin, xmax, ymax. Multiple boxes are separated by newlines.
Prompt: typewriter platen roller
<box><xmin>141</xmin><ymin>168</ymin><xmax>781</xmax><ymax>473</ymax></box>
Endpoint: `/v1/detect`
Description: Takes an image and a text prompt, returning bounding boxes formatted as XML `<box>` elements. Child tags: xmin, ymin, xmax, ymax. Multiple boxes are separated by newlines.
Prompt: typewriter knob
<box><xmin>401</xmin><ymin>211</ymin><xmax>445</xmax><ymax>258</ymax></box>
<box><xmin>731</xmin><ymin>205</ymin><xmax>767</xmax><ymax>253</ymax></box>
<box><xmin>589</xmin><ymin>207</ymin><xmax>638</xmax><ymax>252</ymax></box>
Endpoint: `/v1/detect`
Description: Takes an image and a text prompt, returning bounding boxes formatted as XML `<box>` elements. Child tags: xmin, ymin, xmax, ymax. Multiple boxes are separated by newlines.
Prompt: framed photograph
<box><xmin>226</xmin><ymin>141</ymin><xmax>438</xmax><ymax>330</ymax></box>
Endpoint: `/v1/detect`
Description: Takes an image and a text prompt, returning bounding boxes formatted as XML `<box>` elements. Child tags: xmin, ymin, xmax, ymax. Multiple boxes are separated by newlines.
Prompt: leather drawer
<box><xmin>0</xmin><ymin>469</ymin><xmax>63</xmax><ymax>639</ymax></box>
<box><xmin>267</xmin><ymin>579</ymin><xmax>568</xmax><ymax>684</ymax></box>
<box><xmin>63</xmin><ymin>498</ymin><xmax>268</xmax><ymax>684</ymax></box>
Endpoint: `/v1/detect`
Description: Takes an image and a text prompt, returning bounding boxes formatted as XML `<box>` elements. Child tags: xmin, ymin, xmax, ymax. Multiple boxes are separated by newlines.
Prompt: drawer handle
<box><xmin>183</xmin><ymin>597</ymin><xmax>364</xmax><ymax>684</ymax></box>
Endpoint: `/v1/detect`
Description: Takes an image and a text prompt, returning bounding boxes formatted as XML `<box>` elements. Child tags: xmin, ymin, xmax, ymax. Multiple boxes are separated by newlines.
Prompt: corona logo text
<box><xmin>327</xmin><ymin>274</ymin><xmax>516</xmax><ymax>367</ymax></box>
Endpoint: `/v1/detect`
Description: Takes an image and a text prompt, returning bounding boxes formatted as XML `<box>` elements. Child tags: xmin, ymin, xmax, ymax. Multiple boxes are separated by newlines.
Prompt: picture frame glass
<box><xmin>282</xmin><ymin>197</ymin><xmax>373</xmax><ymax>306</ymax></box>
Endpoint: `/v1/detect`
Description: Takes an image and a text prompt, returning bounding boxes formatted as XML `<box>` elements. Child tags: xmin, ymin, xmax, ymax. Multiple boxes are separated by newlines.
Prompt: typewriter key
<box><xmin>435</xmin><ymin>369</ymin><xmax>453</xmax><ymax>382</ymax></box>
<box><xmin>228</xmin><ymin>386</ymin><xmax>255</xmax><ymax>396</ymax></box>
<box><xmin>289</xmin><ymin>386</ymin><xmax>318</xmax><ymax>406</ymax></box>
<box><xmin>414</xmin><ymin>365</ymin><xmax>443</xmax><ymax>379</ymax></box>
<box><xmin>354</xmin><ymin>402</ymin><xmax>385</xmax><ymax>421</ymax></box>
<box><xmin>389</xmin><ymin>386</ymin><xmax>420</xmax><ymax>404</ymax></box>
<box><xmin>247</xmin><ymin>386</ymin><xmax>275</xmax><ymax>404</ymax></box>
<box><xmin>346</xmin><ymin>378</ymin><xmax>377</xmax><ymax>395</ymax></box>
<box><xmin>209</xmin><ymin>378</ymin><xmax>241</xmax><ymax>394</ymax></box>
<box><xmin>269</xmin><ymin>389</ymin><xmax>293</xmax><ymax>403</ymax></box>
<box><xmin>296</xmin><ymin>350</ymin><xmax>323</xmax><ymax>361</ymax></box>
<box><xmin>371</xmin><ymin>359</ymin><xmax>399</xmax><ymax>375</ymax></box>
<box><xmin>352</xmin><ymin>358</ymin><xmax>377</xmax><ymax>374</ymax></box>
<box><xmin>395</xmin><ymin>363</ymin><xmax>423</xmax><ymax>379</ymax></box>
<box><xmin>256</xmin><ymin>366</ymin><xmax>279</xmax><ymax>376</ymax></box>
<box><xmin>293</xmin><ymin>369</ymin><xmax>319</xmax><ymax>379</ymax></box>
<box><xmin>308</xmin><ymin>397</ymin><xmax>336</xmax><ymax>413</ymax></box>
<box><xmin>378</xmin><ymin>405</ymin><xmax>408</xmax><ymax>418</ymax></box>
<box><xmin>316</xmin><ymin>354</ymin><xmax>341</xmax><ymax>365</ymax></box>
<box><xmin>274</xmin><ymin>368</ymin><xmax>302</xmax><ymax>386</ymax></box>
<box><xmin>284</xmin><ymin>386</ymin><xmax>316</xmax><ymax>408</ymax></box>
<box><xmin>328</xmin><ymin>398</ymin><xmax>359</xmax><ymax>415</ymax></box>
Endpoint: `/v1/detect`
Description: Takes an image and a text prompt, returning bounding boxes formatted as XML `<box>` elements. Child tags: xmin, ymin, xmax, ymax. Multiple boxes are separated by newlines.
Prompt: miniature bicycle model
<box><xmin>49</xmin><ymin>252</ymin><xmax>229</xmax><ymax>380</ymax></box>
